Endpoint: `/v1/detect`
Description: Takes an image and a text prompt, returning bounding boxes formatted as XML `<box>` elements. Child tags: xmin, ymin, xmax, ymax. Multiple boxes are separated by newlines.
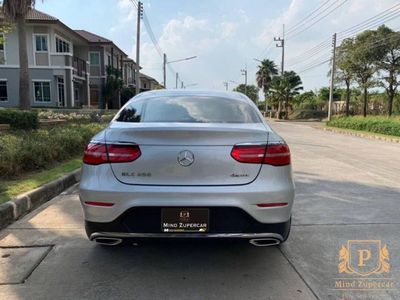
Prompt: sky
<box><xmin>36</xmin><ymin>0</ymin><xmax>400</xmax><ymax>93</ymax></box>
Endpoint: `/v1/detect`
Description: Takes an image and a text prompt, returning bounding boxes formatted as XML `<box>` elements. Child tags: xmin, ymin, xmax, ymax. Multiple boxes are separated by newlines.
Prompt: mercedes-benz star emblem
<box><xmin>177</xmin><ymin>150</ymin><xmax>195</xmax><ymax>167</ymax></box>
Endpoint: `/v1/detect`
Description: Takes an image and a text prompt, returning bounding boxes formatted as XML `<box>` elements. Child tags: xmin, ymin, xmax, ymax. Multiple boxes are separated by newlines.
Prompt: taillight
<box><xmin>83</xmin><ymin>143</ymin><xmax>141</xmax><ymax>165</ymax></box>
<box><xmin>83</xmin><ymin>143</ymin><xmax>108</xmax><ymax>165</ymax></box>
<box><xmin>231</xmin><ymin>143</ymin><xmax>290</xmax><ymax>166</ymax></box>
<box><xmin>230</xmin><ymin>145</ymin><xmax>266</xmax><ymax>164</ymax></box>
<box><xmin>107</xmin><ymin>144</ymin><xmax>141</xmax><ymax>163</ymax></box>
<box><xmin>264</xmin><ymin>143</ymin><xmax>291</xmax><ymax>166</ymax></box>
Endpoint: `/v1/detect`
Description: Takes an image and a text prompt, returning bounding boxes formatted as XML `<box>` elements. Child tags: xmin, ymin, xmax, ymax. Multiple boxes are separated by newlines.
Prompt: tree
<box><xmin>269</xmin><ymin>71</ymin><xmax>303</xmax><ymax>119</ymax></box>
<box><xmin>318</xmin><ymin>87</ymin><xmax>340</xmax><ymax>102</ymax></box>
<box><xmin>350</xmin><ymin>30</ymin><xmax>380</xmax><ymax>117</ymax></box>
<box><xmin>233</xmin><ymin>84</ymin><xmax>259</xmax><ymax>103</ymax></box>
<box><xmin>335</xmin><ymin>38</ymin><xmax>355</xmax><ymax>116</ymax></box>
<box><xmin>3</xmin><ymin>0</ymin><xmax>36</xmax><ymax>109</ymax></box>
<box><xmin>256</xmin><ymin>59</ymin><xmax>278</xmax><ymax>94</ymax></box>
<box><xmin>103</xmin><ymin>66</ymin><xmax>123</xmax><ymax>109</ymax></box>
<box><xmin>374</xmin><ymin>25</ymin><xmax>400</xmax><ymax>117</ymax></box>
<box><xmin>293</xmin><ymin>90</ymin><xmax>319</xmax><ymax>110</ymax></box>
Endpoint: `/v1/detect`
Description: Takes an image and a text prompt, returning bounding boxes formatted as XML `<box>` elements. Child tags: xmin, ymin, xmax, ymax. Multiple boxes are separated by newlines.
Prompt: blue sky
<box><xmin>36</xmin><ymin>0</ymin><xmax>400</xmax><ymax>93</ymax></box>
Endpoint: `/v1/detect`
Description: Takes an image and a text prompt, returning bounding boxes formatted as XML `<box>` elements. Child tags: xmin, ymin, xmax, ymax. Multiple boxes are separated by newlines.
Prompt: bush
<box><xmin>0</xmin><ymin>124</ymin><xmax>105</xmax><ymax>179</ymax></box>
<box><xmin>0</xmin><ymin>110</ymin><xmax>39</xmax><ymax>130</ymax></box>
<box><xmin>327</xmin><ymin>116</ymin><xmax>400</xmax><ymax>137</ymax></box>
<box><xmin>289</xmin><ymin>109</ymin><xmax>327</xmax><ymax>120</ymax></box>
<box><xmin>37</xmin><ymin>110</ymin><xmax>115</xmax><ymax>124</ymax></box>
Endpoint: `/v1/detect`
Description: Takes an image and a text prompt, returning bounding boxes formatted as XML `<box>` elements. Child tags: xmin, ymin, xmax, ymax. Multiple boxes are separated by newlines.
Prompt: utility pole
<box><xmin>328</xmin><ymin>33</ymin><xmax>337</xmax><ymax>122</ymax></box>
<box><xmin>241</xmin><ymin>65</ymin><xmax>247</xmax><ymax>94</ymax></box>
<box><xmin>175</xmin><ymin>72</ymin><xmax>178</xmax><ymax>89</ymax></box>
<box><xmin>163</xmin><ymin>53</ymin><xmax>167</xmax><ymax>88</ymax></box>
<box><xmin>135</xmin><ymin>1</ymin><xmax>143</xmax><ymax>95</ymax></box>
<box><xmin>274</xmin><ymin>24</ymin><xmax>285</xmax><ymax>75</ymax></box>
<box><xmin>181</xmin><ymin>81</ymin><xmax>184</xmax><ymax>89</ymax></box>
<box><xmin>263</xmin><ymin>77</ymin><xmax>268</xmax><ymax>117</ymax></box>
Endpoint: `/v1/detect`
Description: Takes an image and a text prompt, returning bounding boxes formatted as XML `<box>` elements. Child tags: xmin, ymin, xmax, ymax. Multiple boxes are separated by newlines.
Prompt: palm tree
<box><xmin>256</xmin><ymin>59</ymin><xmax>278</xmax><ymax>94</ymax></box>
<box><xmin>3</xmin><ymin>0</ymin><xmax>36</xmax><ymax>109</ymax></box>
<box><xmin>270</xmin><ymin>71</ymin><xmax>303</xmax><ymax>119</ymax></box>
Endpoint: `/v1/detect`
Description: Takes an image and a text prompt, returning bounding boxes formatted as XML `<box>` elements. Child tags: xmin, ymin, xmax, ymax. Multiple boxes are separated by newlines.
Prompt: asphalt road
<box><xmin>1</xmin><ymin>122</ymin><xmax>399</xmax><ymax>300</ymax></box>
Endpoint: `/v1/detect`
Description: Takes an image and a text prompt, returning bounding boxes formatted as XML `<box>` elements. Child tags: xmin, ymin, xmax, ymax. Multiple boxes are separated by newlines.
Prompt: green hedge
<box><xmin>0</xmin><ymin>124</ymin><xmax>105</xmax><ymax>179</ymax></box>
<box><xmin>0</xmin><ymin>110</ymin><xmax>39</xmax><ymax>130</ymax></box>
<box><xmin>37</xmin><ymin>110</ymin><xmax>115</xmax><ymax>124</ymax></box>
<box><xmin>327</xmin><ymin>116</ymin><xmax>400</xmax><ymax>137</ymax></box>
<box><xmin>289</xmin><ymin>109</ymin><xmax>327</xmax><ymax>120</ymax></box>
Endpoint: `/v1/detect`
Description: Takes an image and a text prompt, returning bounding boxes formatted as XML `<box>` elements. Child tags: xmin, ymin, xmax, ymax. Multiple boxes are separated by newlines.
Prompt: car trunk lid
<box><xmin>106</xmin><ymin>123</ymin><xmax>269</xmax><ymax>186</ymax></box>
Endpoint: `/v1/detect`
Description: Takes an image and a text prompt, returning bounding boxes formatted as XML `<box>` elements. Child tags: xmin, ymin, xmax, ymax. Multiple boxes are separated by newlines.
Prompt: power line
<box><xmin>338</xmin><ymin>3</ymin><xmax>400</xmax><ymax>36</ymax></box>
<box><xmin>296</xmin><ymin>28</ymin><xmax>400</xmax><ymax>74</ymax></box>
<box><xmin>338</xmin><ymin>9</ymin><xmax>400</xmax><ymax>40</ymax></box>
<box><xmin>286</xmin><ymin>4</ymin><xmax>400</xmax><ymax>67</ymax></box>
<box><xmin>130</xmin><ymin>0</ymin><xmax>184</xmax><ymax>86</ymax></box>
<box><xmin>286</xmin><ymin>0</ymin><xmax>350</xmax><ymax>40</ymax></box>
<box><xmin>286</xmin><ymin>0</ymin><xmax>332</xmax><ymax>35</ymax></box>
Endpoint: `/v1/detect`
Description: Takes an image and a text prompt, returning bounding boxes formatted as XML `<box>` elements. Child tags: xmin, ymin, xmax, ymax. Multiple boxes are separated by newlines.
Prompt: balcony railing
<box><xmin>73</xmin><ymin>56</ymin><xmax>87</xmax><ymax>78</ymax></box>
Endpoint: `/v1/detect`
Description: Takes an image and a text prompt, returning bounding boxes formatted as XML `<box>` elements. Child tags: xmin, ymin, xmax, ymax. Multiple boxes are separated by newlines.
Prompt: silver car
<box><xmin>79</xmin><ymin>90</ymin><xmax>294</xmax><ymax>247</ymax></box>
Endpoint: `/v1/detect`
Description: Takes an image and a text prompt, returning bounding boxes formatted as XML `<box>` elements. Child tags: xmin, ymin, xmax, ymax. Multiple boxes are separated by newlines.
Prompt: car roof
<box><xmin>134</xmin><ymin>89</ymin><xmax>249</xmax><ymax>102</ymax></box>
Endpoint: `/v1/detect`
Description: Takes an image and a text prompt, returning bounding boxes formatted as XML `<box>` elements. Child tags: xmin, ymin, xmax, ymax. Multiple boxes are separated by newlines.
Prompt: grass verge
<box><xmin>327</xmin><ymin>116</ymin><xmax>400</xmax><ymax>137</ymax></box>
<box><xmin>0</xmin><ymin>157</ymin><xmax>82</xmax><ymax>205</ymax></box>
<box><xmin>324</xmin><ymin>125</ymin><xmax>400</xmax><ymax>142</ymax></box>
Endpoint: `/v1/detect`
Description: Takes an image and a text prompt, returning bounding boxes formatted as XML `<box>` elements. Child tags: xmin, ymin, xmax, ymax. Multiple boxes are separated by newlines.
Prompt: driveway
<box><xmin>0</xmin><ymin>121</ymin><xmax>399</xmax><ymax>300</ymax></box>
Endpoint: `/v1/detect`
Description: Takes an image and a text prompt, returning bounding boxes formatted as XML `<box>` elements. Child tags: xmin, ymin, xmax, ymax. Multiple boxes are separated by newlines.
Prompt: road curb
<box><xmin>322</xmin><ymin>127</ymin><xmax>400</xmax><ymax>143</ymax></box>
<box><xmin>0</xmin><ymin>169</ymin><xmax>81</xmax><ymax>230</ymax></box>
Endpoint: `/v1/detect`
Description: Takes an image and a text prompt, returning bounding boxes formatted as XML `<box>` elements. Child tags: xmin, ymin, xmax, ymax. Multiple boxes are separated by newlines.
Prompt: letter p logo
<box><xmin>358</xmin><ymin>249</ymin><xmax>371</xmax><ymax>267</ymax></box>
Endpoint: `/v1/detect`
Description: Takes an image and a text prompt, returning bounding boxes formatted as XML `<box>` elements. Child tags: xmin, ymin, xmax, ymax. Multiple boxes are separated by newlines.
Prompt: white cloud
<box><xmin>220</xmin><ymin>22</ymin><xmax>237</xmax><ymax>39</ymax></box>
<box><xmin>254</xmin><ymin>0</ymin><xmax>400</xmax><ymax>90</ymax></box>
<box><xmin>114</xmin><ymin>0</ymin><xmax>400</xmax><ymax>91</ymax></box>
<box><xmin>117</xmin><ymin>0</ymin><xmax>131</xmax><ymax>9</ymax></box>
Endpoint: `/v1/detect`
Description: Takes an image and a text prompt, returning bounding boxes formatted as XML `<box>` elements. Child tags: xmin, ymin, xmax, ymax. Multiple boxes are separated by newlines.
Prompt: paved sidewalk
<box><xmin>1</xmin><ymin>122</ymin><xmax>399</xmax><ymax>299</ymax></box>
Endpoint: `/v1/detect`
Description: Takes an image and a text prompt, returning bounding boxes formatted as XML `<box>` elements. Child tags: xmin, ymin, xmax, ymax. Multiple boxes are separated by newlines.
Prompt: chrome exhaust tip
<box><xmin>93</xmin><ymin>237</ymin><xmax>123</xmax><ymax>246</ymax></box>
<box><xmin>249</xmin><ymin>238</ymin><xmax>281</xmax><ymax>247</ymax></box>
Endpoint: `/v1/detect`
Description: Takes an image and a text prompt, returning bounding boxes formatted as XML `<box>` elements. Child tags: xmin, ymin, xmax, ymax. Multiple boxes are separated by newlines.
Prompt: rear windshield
<box><xmin>115</xmin><ymin>96</ymin><xmax>261</xmax><ymax>123</ymax></box>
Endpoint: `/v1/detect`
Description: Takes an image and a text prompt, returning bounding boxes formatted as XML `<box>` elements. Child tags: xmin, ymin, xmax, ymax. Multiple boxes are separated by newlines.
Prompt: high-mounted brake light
<box><xmin>257</xmin><ymin>202</ymin><xmax>288</xmax><ymax>208</ymax></box>
<box><xmin>83</xmin><ymin>143</ymin><xmax>141</xmax><ymax>165</ymax></box>
<box><xmin>231</xmin><ymin>143</ymin><xmax>290</xmax><ymax>166</ymax></box>
<box><xmin>84</xmin><ymin>201</ymin><xmax>114</xmax><ymax>207</ymax></box>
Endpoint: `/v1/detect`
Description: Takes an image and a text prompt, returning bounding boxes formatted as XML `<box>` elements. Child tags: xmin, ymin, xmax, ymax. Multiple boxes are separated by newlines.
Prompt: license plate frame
<box><xmin>161</xmin><ymin>208</ymin><xmax>209</xmax><ymax>233</ymax></box>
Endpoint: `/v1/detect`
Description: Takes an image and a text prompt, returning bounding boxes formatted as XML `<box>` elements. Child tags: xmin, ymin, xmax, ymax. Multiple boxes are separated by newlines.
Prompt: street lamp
<box><xmin>254</xmin><ymin>58</ymin><xmax>268</xmax><ymax>117</ymax></box>
<box><xmin>163</xmin><ymin>55</ymin><xmax>197</xmax><ymax>88</ymax></box>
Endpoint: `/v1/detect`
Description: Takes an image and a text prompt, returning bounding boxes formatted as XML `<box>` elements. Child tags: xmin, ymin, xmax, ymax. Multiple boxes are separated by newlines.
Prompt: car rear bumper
<box><xmin>79</xmin><ymin>164</ymin><xmax>295</xmax><ymax>225</ymax></box>
<box><xmin>85</xmin><ymin>209</ymin><xmax>291</xmax><ymax>245</ymax></box>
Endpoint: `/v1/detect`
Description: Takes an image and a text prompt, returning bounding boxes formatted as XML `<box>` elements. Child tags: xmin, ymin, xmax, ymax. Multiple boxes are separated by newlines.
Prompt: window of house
<box><xmin>0</xmin><ymin>81</ymin><xmax>8</xmax><ymax>101</ymax></box>
<box><xmin>56</xmin><ymin>37</ymin><xmax>70</xmax><ymax>53</ymax></box>
<box><xmin>89</xmin><ymin>52</ymin><xmax>100</xmax><ymax>66</ymax></box>
<box><xmin>34</xmin><ymin>81</ymin><xmax>51</xmax><ymax>102</ymax></box>
<box><xmin>35</xmin><ymin>35</ymin><xmax>48</xmax><ymax>52</ymax></box>
<box><xmin>107</xmin><ymin>54</ymin><xmax>111</xmax><ymax>66</ymax></box>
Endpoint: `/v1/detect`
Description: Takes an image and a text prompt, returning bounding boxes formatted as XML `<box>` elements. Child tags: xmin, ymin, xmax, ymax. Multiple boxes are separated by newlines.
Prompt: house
<box><xmin>74</xmin><ymin>30</ymin><xmax>139</xmax><ymax>108</ymax></box>
<box><xmin>0</xmin><ymin>9</ymin><xmax>91</xmax><ymax>108</ymax></box>
<box><xmin>139</xmin><ymin>73</ymin><xmax>160</xmax><ymax>92</ymax></box>
<box><xmin>0</xmin><ymin>8</ymin><xmax>159</xmax><ymax>109</ymax></box>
